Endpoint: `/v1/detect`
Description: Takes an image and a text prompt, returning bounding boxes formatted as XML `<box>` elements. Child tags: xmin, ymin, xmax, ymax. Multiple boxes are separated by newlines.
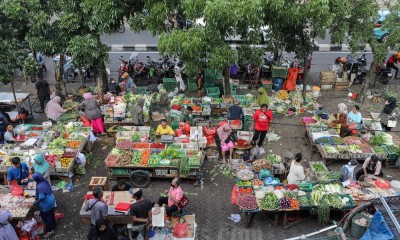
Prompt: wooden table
<box><xmin>244</xmin><ymin>209</ymin><xmax>311</xmax><ymax>229</ymax></box>
<box><xmin>79</xmin><ymin>191</ymin><xmax>133</xmax><ymax>225</ymax></box>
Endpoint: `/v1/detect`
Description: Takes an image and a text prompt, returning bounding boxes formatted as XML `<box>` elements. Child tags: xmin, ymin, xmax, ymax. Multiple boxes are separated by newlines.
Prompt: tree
<box><xmin>129</xmin><ymin>0</ymin><xmax>267</xmax><ymax>95</ymax></box>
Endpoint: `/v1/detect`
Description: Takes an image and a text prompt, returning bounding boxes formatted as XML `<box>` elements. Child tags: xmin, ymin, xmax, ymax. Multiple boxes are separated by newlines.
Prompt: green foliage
<box><xmin>67</xmin><ymin>34</ymin><xmax>109</xmax><ymax>69</ymax></box>
<box><xmin>22</xmin><ymin>56</ymin><xmax>40</xmax><ymax>77</ymax></box>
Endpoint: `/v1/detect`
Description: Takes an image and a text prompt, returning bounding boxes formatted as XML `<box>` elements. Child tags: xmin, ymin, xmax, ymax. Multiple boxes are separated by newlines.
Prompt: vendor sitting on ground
<box><xmin>356</xmin><ymin>155</ymin><xmax>383</xmax><ymax>180</ymax></box>
<box><xmin>244</xmin><ymin>141</ymin><xmax>260</xmax><ymax>163</ymax></box>
<box><xmin>4</xmin><ymin>124</ymin><xmax>25</xmax><ymax>143</ymax></box>
<box><xmin>329</xmin><ymin>112</ymin><xmax>348</xmax><ymax>137</ymax></box>
<box><xmin>111</xmin><ymin>179</ymin><xmax>133</xmax><ymax>192</ymax></box>
<box><xmin>180</xmin><ymin>106</ymin><xmax>193</xmax><ymax>123</ymax></box>
<box><xmin>7</xmin><ymin>157</ymin><xmax>29</xmax><ymax>185</ymax></box>
<box><xmin>215</xmin><ymin>123</ymin><xmax>237</xmax><ymax>167</ymax></box>
<box><xmin>287</xmin><ymin>153</ymin><xmax>310</xmax><ymax>184</ymax></box>
<box><xmin>156</xmin><ymin>119</ymin><xmax>175</xmax><ymax>136</ymax></box>
<box><xmin>228</xmin><ymin>100</ymin><xmax>243</xmax><ymax>121</ymax></box>
<box><xmin>347</xmin><ymin>105</ymin><xmax>362</xmax><ymax>123</ymax></box>
<box><xmin>131</xmin><ymin>98</ymin><xmax>145</xmax><ymax>126</ymax></box>
<box><xmin>340</xmin><ymin>159</ymin><xmax>358</xmax><ymax>184</ymax></box>
<box><xmin>156</xmin><ymin>178</ymin><xmax>184</xmax><ymax>217</ymax></box>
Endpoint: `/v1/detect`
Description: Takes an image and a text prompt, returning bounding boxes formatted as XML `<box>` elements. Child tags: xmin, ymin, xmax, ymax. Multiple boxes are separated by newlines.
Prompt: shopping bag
<box><xmin>173</xmin><ymin>218</ymin><xmax>188</xmax><ymax>238</ymax></box>
<box><xmin>11</xmin><ymin>181</ymin><xmax>24</xmax><ymax>196</ymax></box>
<box><xmin>231</xmin><ymin>185</ymin><xmax>239</xmax><ymax>205</ymax></box>
<box><xmin>177</xmin><ymin>194</ymin><xmax>190</xmax><ymax>209</ymax></box>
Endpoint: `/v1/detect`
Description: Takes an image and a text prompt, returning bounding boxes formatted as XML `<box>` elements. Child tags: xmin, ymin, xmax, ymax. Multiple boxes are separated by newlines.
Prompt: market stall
<box><xmin>105</xmin><ymin>126</ymin><xmax>205</xmax><ymax>187</ymax></box>
<box><xmin>0</xmin><ymin>122</ymin><xmax>90</xmax><ymax>179</ymax></box>
<box><xmin>0</xmin><ymin>92</ymin><xmax>33</xmax><ymax>120</ymax></box>
<box><xmin>0</xmin><ymin>184</ymin><xmax>35</xmax><ymax>220</ymax></box>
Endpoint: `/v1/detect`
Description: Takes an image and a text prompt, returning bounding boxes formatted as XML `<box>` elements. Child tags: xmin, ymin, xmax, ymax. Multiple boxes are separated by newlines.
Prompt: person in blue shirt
<box><xmin>123</xmin><ymin>72</ymin><xmax>136</xmax><ymax>93</ymax></box>
<box><xmin>32</xmin><ymin>173</ymin><xmax>56</xmax><ymax>238</ymax></box>
<box><xmin>347</xmin><ymin>105</ymin><xmax>362</xmax><ymax>123</ymax></box>
<box><xmin>228</xmin><ymin>100</ymin><xmax>243</xmax><ymax>121</ymax></box>
<box><xmin>7</xmin><ymin>157</ymin><xmax>29</xmax><ymax>185</ymax></box>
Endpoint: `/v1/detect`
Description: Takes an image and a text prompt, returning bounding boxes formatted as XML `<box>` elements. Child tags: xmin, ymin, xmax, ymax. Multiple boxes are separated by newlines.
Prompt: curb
<box><xmin>108</xmin><ymin>43</ymin><xmax>372</xmax><ymax>52</ymax></box>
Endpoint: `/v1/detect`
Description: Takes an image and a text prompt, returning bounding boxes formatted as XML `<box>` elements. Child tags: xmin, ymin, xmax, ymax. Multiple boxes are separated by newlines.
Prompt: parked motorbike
<box><xmin>164</xmin><ymin>14</ymin><xmax>193</xmax><ymax>33</ymax></box>
<box><xmin>160</xmin><ymin>56</ymin><xmax>176</xmax><ymax>78</ymax></box>
<box><xmin>372</xmin><ymin>62</ymin><xmax>392</xmax><ymax>86</ymax></box>
<box><xmin>174</xmin><ymin>59</ymin><xmax>186</xmax><ymax>91</ymax></box>
<box><xmin>346</xmin><ymin>53</ymin><xmax>367</xmax><ymax>85</ymax></box>
<box><xmin>117</xmin><ymin>56</ymin><xmax>130</xmax><ymax>82</ymax></box>
<box><xmin>260</xmin><ymin>54</ymin><xmax>274</xmax><ymax>78</ymax></box>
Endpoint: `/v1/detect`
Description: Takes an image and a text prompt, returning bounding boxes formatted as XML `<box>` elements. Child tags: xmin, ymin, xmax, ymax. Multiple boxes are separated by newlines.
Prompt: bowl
<box><xmin>391</xmin><ymin>180</ymin><xmax>400</xmax><ymax>189</ymax></box>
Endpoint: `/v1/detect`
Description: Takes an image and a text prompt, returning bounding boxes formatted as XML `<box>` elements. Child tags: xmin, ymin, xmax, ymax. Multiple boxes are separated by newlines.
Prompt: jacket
<box><xmin>79</xmin><ymin>98</ymin><xmax>101</xmax><ymax>120</ymax></box>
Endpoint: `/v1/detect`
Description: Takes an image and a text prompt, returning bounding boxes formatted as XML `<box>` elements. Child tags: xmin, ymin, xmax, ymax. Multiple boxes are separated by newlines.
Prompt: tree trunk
<box><xmin>302</xmin><ymin>55</ymin><xmax>310</xmax><ymax>102</ymax></box>
<box><xmin>358</xmin><ymin>60</ymin><xmax>377</xmax><ymax>103</ymax></box>
<box><xmin>79</xmin><ymin>68</ymin><xmax>85</xmax><ymax>87</ymax></box>
<box><xmin>59</xmin><ymin>55</ymin><xmax>64</xmax><ymax>82</ymax></box>
<box><xmin>10</xmin><ymin>77</ymin><xmax>23</xmax><ymax>124</ymax></box>
<box><xmin>101</xmin><ymin>61</ymin><xmax>109</xmax><ymax>93</ymax></box>
<box><xmin>223</xmin><ymin>65</ymin><xmax>231</xmax><ymax>96</ymax></box>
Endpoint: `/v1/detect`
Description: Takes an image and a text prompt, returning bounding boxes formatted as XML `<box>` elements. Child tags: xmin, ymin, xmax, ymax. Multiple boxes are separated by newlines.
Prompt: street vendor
<box><xmin>84</xmin><ymin>187</ymin><xmax>109</xmax><ymax>225</ymax></box>
<box><xmin>340</xmin><ymin>159</ymin><xmax>358</xmax><ymax>184</ymax></box>
<box><xmin>108</xmin><ymin>77</ymin><xmax>121</xmax><ymax>95</ymax></box>
<box><xmin>79</xmin><ymin>93</ymin><xmax>106</xmax><ymax>135</ymax></box>
<box><xmin>4</xmin><ymin>124</ymin><xmax>25</xmax><ymax>143</ymax></box>
<box><xmin>356</xmin><ymin>155</ymin><xmax>383</xmax><ymax>180</ymax></box>
<box><xmin>347</xmin><ymin>105</ymin><xmax>362</xmax><ymax>123</ymax></box>
<box><xmin>123</xmin><ymin>72</ymin><xmax>136</xmax><ymax>94</ymax></box>
<box><xmin>132</xmin><ymin>98</ymin><xmax>145</xmax><ymax>126</ymax></box>
<box><xmin>7</xmin><ymin>157</ymin><xmax>30</xmax><ymax>185</ymax></box>
<box><xmin>380</xmin><ymin>97</ymin><xmax>397</xmax><ymax>131</ymax></box>
<box><xmin>156</xmin><ymin>119</ymin><xmax>175</xmax><ymax>136</ymax></box>
<box><xmin>287</xmin><ymin>153</ymin><xmax>310</xmax><ymax>184</ymax></box>
<box><xmin>111</xmin><ymin>179</ymin><xmax>133</xmax><ymax>192</ymax></box>
<box><xmin>129</xmin><ymin>188</ymin><xmax>152</xmax><ymax>239</ymax></box>
<box><xmin>180</xmin><ymin>106</ymin><xmax>193</xmax><ymax>123</ymax></box>
<box><xmin>54</xmin><ymin>83</ymin><xmax>66</xmax><ymax>105</ymax></box>
<box><xmin>251</xmin><ymin>104</ymin><xmax>273</xmax><ymax>147</ymax></box>
<box><xmin>228</xmin><ymin>100</ymin><xmax>243</xmax><ymax>121</ymax></box>
<box><xmin>329</xmin><ymin>112</ymin><xmax>348</xmax><ymax>137</ymax></box>
<box><xmin>216</xmin><ymin>123</ymin><xmax>237</xmax><ymax>167</ymax></box>
<box><xmin>45</xmin><ymin>96</ymin><xmax>71</xmax><ymax>123</ymax></box>
<box><xmin>244</xmin><ymin>141</ymin><xmax>260</xmax><ymax>163</ymax></box>
<box><xmin>156</xmin><ymin>178</ymin><xmax>184</xmax><ymax>217</ymax></box>
<box><xmin>32</xmin><ymin>153</ymin><xmax>51</xmax><ymax>183</ymax></box>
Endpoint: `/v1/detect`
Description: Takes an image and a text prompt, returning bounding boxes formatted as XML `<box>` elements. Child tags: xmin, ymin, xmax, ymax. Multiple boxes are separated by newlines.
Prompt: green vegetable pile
<box><xmin>131</xmin><ymin>134</ymin><xmax>141</xmax><ymax>142</ymax></box>
<box><xmin>258</xmin><ymin>192</ymin><xmax>279</xmax><ymax>210</ymax></box>
<box><xmin>49</xmin><ymin>138</ymin><xmax>68</xmax><ymax>149</ymax></box>
<box><xmin>237</xmin><ymin>180</ymin><xmax>252</xmax><ymax>187</ymax></box>
<box><xmin>131</xmin><ymin>151</ymin><xmax>142</xmax><ymax>165</ymax></box>
<box><xmin>332</xmin><ymin>137</ymin><xmax>344</xmax><ymax>145</ymax></box>
<box><xmin>312</xmin><ymin>163</ymin><xmax>327</xmax><ymax>173</ymax></box>
<box><xmin>178</xmin><ymin>158</ymin><xmax>190</xmax><ymax>176</ymax></box>
<box><xmin>266</xmin><ymin>154</ymin><xmax>281</xmax><ymax>164</ymax></box>
<box><xmin>317</xmin><ymin>200</ymin><xmax>330</xmax><ymax>224</ymax></box>
<box><xmin>58</xmin><ymin>111</ymin><xmax>79</xmax><ymax>123</ymax></box>
<box><xmin>159</xmin><ymin>147</ymin><xmax>179</xmax><ymax>159</ymax></box>
<box><xmin>385</xmin><ymin>145</ymin><xmax>400</xmax><ymax>154</ymax></box>
<box><xmin>324</xmin><ymin>194</ymin><xmax>344</xmax><ymax>209</ymax></box>
<box><xmin>324</xmin><ymin>146</ymin><xmax>337</xmax><ymax>154</ymax></box>
<box><xmin>373</xmin><ymin>146</ymin><xmax>386</xmax><ymax>154</ymax></box>
<box><xmin>370</xmin><ymin>132</ymin><xmax>393</xmax><ymax>146</ymax></box>
<box><xmin>298</xmin><ymin>195</ymin><xmax>311</xmax><ymax>207</ymax></box>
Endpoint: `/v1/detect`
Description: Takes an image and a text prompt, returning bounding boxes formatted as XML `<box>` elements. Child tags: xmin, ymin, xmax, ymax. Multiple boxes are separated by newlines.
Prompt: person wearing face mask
<box><xmin>156</xmin><ymin>178</ymin><xmax>184</xmax><ymax>217</ymax></box>
<box><xmin>380</xmin><ymin>97</ymin><xmax>397</xmax><ymax>131</ymax></box>
<box><xmin>356</xmin><ymin>155</ymin><xmax>383</xmax><ymax>180</ymax></box>
<box><xmin>340</xmin><ymin>159</ymin><xmax>358</xmax><ymax>185</ymax></box>
<box><xmin>108</xmin><ymin>77</ymin><xmax>121</xmax><ymax>95</ymax></box>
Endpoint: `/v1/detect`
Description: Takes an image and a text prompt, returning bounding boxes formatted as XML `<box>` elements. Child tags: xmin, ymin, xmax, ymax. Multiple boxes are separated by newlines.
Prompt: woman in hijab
<box><xmin>108</xmin><ymin>78</ymin><xmax>121</xmax><ymax>95</ymax></box>
<box><xmin>87</xmin><ymin>218</ymin><xmax>118</xmax><ymax>240</ymax></box>
<box><xmin>79</xmin><ymin>93</ymin><xmax>105</xmax><ymax>135</ymax></box>
<box><xmin>338</xmin><ymin>103</ymin><xmax>348</xmax><ymax>114</ymax></box>
<box><xmin>32</xmin><ymin>154</ymin><xmax>50</xmax><ymax>183</ymax></box>
<box><xmin>0</xmin><ymin>210</ymin><xmax>18</xmax><ymax>240</ymax></box>
<box><xmin>45</xmin><ymin>96</ymin><xmax>68</xmax><ymax>123</ymax></box>
<box><xmin>381</xmin><ymin>97</ymin><xmax>397</xmax><ymax>131</ymax></box>
<box><xmin>215</xmin><ymin>123</ymin><xmax>237</xmax><ymax>167</ymax></box>
<box><xmin>131</xmin><ymin>98</ymin><xmax>145</xmax><ymax>126</ymax></box>
<box><xmin>329</xmin><ymin>103</ymin><xmax>349</xmax><ymax>136</ymax></box>
<box><xmin>340</xmin><ymin>159</ymin><xmax>358</xmax><ymax>185</ymax></box>
<box><xmin>256</xmin><ymin>87</ymin><xmax>270</xmax><ymax>106</ymax></box>
<box><xmin>32</xmin><ymin>173</ymin><xmax>56</xmax><ymax>238</ymax></box>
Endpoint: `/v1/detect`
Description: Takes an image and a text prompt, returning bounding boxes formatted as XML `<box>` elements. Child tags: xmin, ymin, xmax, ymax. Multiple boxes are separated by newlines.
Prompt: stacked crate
<box><xmin>205</xmin><ymin>68</ymin><xmax>217</xmax><ymax>88</ymax></box>
<box><xmin>272</xmin><ymin>66</ymin><xmax>288</xmax><ymax>78</ymax></box>
<box><xmin>163</xmin><ymin>78</ymin><xmax>177</xmax><ymax>91</ymax></box>
<box><xmin>188</xmin><ymin>78</ymin><xmax>197</xmax><ymax>92</ymax></box>
<box><xmin>319</xmin><ymin>71</ymin><xmax>336</xmax><ymax>90</ymax></box>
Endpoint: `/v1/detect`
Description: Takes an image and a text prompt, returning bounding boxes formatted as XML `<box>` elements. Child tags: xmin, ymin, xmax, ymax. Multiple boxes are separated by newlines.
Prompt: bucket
<box><xmin>272</xmin><ymin>77</ymin><xmax>284</xmax><ymax>91</ymax></box>
<box><xmin>312</xmin><ymin>86</ymin><xmax>320</xmax><ymax>99</ymax></box>
<box><xmin>351</xmin><ymin>213</ymin><xmax>370</xmax><ymax>239</ymax></box>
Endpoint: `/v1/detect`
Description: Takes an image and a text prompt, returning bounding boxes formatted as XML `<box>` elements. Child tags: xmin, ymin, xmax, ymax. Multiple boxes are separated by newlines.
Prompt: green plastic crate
<box><xmin>298</xmin><ymin>183</ymin><xmax>313</xmax><ymax>192</ymax></box>
<box><xmin>243</xmin><ymin>121</ymin><xmax>252</xmax><ymax>131</ymax></box>
<box><xmin>188</xmin><ymin>82</ymin><xmax>197</xmax><ymax>92</ymax></box>
<box><xmin>111</xmin><ymin>168</ymin><xmax>130</xmax><ymax>175</ymax></box>
<box><xmin>383</xmin><ymin>145</ymin><xmax>399</xmax><ymax>160</ymax></box>
<box><xmin>230</xmin><ymin>85</ymin><xmax>237</xmax><ymax>95</ymax></box>
<box><xmin>205</xmin><ymin>68</ymin><xmax>217</xmax><ymax>76</ymax></box>
<box><xmin>206</xmin><ymin>87</ymin><xmax>220</xmax><ymax>97</ymax></box>
<box><xmin>163</xmin><ymin>78</ymin><xmax>177</xmax><ymax>91</ymax></box>
<box><xmin>272</xmin><ymin>66</ymin><xmax>288</xmax><ymax>78</ymax></box>
<box><xmin>135</xmin><ymin>86</ymin><xmax>150</xmax><ymax>94</ymax></box>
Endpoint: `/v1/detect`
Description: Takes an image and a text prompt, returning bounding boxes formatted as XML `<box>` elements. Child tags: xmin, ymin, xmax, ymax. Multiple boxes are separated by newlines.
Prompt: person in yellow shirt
<box><xmin>156</xmin><ymin>119</ymin><xmax>175</xmax><ymax>136</ymax></box>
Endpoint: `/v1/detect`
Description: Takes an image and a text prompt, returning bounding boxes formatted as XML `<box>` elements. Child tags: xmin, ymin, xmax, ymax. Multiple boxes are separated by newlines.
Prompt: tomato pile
<box><xmin>237</xmin><ymin>139</ymin><xmax>250</xmax><ymax>148</ymax></box>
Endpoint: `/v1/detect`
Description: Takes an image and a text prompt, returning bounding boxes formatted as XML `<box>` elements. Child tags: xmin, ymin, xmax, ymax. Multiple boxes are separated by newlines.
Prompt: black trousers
<box><xmin>356</xmin><ymin>168</ymin><xmax>383</xmax><ymax>180</ymax></box>
<box><xmin>157</xmin><ymin>197</ymin><xmax>178</xmax><ymax>217</ymax></box>
<box><xmin>39</xmin><ymin>95</ymin><xmax>50</xmax><ymax>111</ymax></box>
<box><xmin>40</xmin><ymin>208</ymin><xmax>56</xmax><ymax>233</ymax></box>
<box><xmin>252</xmin><ymin>129</ymin><xmax>268</xmax><ymax>147</ymax></box>
<box><xmin>387</xmin><ymin>63</ymin><xmax>399</xmax><ymax>78</ymax></box>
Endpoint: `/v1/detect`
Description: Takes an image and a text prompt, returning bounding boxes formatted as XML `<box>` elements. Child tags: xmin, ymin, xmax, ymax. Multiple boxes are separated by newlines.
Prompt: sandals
<box><xmin>43</xmin><ymin>231</ymin><xmax>55</xmax><ymax>238</ymax></box>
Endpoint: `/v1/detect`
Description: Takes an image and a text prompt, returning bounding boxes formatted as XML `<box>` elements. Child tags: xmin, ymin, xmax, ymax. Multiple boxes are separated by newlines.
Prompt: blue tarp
<box><xmin>360</xmin><ymin>210</ymin><xmax>394</xmax><ymax>240</ymax></box>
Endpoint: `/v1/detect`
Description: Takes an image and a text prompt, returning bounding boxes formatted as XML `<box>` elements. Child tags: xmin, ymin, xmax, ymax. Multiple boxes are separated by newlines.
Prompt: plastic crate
<box><xmin>261</xmin><ymin>80</ymin><xmax>273</xmax><ymax>93</ymax></box>
<box><xmin>169</xmin><ymin>169</ymin><xmax>178</xmax><ymax>175</ymax></box>
<box><xmin>155</xmin><ymin>169</ymin><xmax>168</xmax><ymax>176</ymax></box>
<box><xmin>298</xmin><ymin>183</ymin><xmax>313</xmax><ymax>192</ymax></box>
<box><xmin>206</xmin><ymin>87</ymin><xmax>220</xmax><ymax>97</ymax></box>
<box><xmin>111</xmin><ymin>168</ymin><xmax>130</xmax><ymax>175</ymax></box>
<box><xmin>243</xmin><ymin>121</ymin><xmax>252</xmax><ymax>131</ymax></box>
<box><xmin>272</xmin><ymin>66</ymin><xmax>288</xmax><ymax>78</ymax></box>
<box><xmin>188</xmin><ymin>82</ymin><xmax>197</xmax><ymax>92</ymax></box>
<box><xmin>135</xmin><ymin>86</ymin><xmax>150</xmax><ymax>94</ymax></box>
<box><xmin>372</xmin><ymin>146</ymin><xmax>388</xmax><ymax>159</ymax></box>
<box><xmin>228</xmin><ymin>120</ymin><xmax>242</xmax><ymax>130</ymax></box>
<box><xmin>163</xmin><ymin>78</ymin><xmax>177</xmax><ymax>91</ymax></box>
<box><xmin>339</xmin><ymin>194</ymin><xmax>356</xmax><ymax>209</ymax></box>
<box><xmin>205</xmin><ymin>68</ymin><xmax>217</xmax><ymax>76</ymax></box>
<box><xmin>382</xmin><ymin>145</ymin><xmax>399</xmax><ymax>160</ymax></box>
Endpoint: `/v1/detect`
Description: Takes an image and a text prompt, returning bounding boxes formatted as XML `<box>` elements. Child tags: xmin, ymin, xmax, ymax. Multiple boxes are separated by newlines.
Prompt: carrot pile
<box><xmin>192</xmin><ymin>105</ymin><xmax>201</xmax><ymax>112</ymax></box>
<box><xmin>133</xmin><ymin>142</ymin><xmax>149</xmax><ymax>149</ymax></box>
<box><xmin>253</xmin><ymin>179</ymin><xmax>264</xmax><ymax>187</ymax></box>
<box><xmin>290</xmin><ymin>198</ymin><xmax>300</xmax><ymax>209</ymax></box>
<box><xmin>239</xmin><ymin>187</ymin><xmax>253</xmax><ymax>194</ymax></box>
<box><xmin>67</xmin><ymin>140</ymin><xmax>81</xmax><ymax>148</ymax></box>
<box><xmin>139</xmin><ymin>149</ymin><xmax>151</xmax><ymax>166</ymax></box>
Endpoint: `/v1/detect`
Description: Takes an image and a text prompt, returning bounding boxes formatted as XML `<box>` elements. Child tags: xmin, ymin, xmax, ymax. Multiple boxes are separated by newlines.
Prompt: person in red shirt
<box><xmin>387</xmin><ymin>53</ymin><xmax>400</xmax><ymax>79</ymax></box>
<box><xmin>251</xmin><ymin>104</ymin><xmax>273</xmax><ymax>147</ymax></box>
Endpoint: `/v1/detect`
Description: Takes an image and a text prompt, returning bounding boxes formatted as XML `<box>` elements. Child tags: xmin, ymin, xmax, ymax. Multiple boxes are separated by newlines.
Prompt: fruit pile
<box><xmin>67</xmin><ymin>140</ymin><xmax>81</xmax><ymax>149</ymax></box>
<box><xmin>60</xmin><ymin>157</ymin><xmax>73</xmax><ymax>168</ymax></box>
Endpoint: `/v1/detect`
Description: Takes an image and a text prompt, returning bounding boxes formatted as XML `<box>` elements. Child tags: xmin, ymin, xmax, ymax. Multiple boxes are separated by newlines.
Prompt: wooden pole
<box><xmin>10</xmin><ymin>77</ymin><xmax>24</xmax><ymax>124</ymax></box>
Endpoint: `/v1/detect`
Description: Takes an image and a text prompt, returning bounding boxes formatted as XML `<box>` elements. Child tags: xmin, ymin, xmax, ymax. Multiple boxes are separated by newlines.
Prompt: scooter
<box><xmin>160</xmin><ymin>56</ymin><xmax>175</xmax><ymax>78</ymax></box>
<box><xmin>260</xmin><ymin>54</ymin><xmax>274</xmax><ymax>78</ymax></box>
<box><xmin>117</xmin><ymin>56</ymin><xmax>130</xmax><ymax>82</ymax></box>
<box><xmin>372</xmin><ymin>62</ymin><xmax>392</xmax><ymax>86</ymax></box>
<box><xmin>347</xmin><ymin>53</ymin><xmax>367</xmax><ymax>85</ymax></box>
<box><xmin>174</xmin><ymin>59</ymin><xmax>186</xmax><ymax>92</ymax></box>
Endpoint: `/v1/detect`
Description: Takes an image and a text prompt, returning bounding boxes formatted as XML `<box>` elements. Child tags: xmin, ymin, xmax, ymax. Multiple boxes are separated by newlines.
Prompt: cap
<box><xmin>349</xmin><ymin>159</ymin><xmax>358</xmax><ymax>166</ymax></box>
<box><xmin>128</xmin><ymin>188</ymin><xmax>141</xmax><ymax>195</ymax></box>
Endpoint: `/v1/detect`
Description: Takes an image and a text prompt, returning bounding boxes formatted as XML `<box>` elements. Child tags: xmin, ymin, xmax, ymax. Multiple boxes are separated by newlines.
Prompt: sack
<box><xmin>173</xmin><ymin>219</ymin><xmax>188</xmax><ymax>238</ymax></box>
<box><xmin>11</xmin><ymin>181</ymin><xmax>24</xmax><ymax>196</ymax></box>
<box><xmin>80</xmin><ymin>115</ymin><xmax>92</xmax><ymax>127</ymax></box>
<box><xmin>231</xmin><ymin>185</ymin><xmax>239</xmax><ymax>205</ymax></box>
<box><xmin>177</xmin><ymin>194</ymin><xmax>190</xmax><ymax>209</ymax></box>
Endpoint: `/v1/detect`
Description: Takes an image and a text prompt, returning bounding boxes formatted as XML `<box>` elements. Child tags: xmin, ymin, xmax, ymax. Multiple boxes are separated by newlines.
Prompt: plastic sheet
<box><xmin>360</xmin><ymin>210</ymin><xmax>394</xmax><ymax>240</ymax></box>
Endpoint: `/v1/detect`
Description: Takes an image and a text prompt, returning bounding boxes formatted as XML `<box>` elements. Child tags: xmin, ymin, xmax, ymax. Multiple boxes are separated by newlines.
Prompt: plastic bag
<box><xmin>56</xmin><ymin>180</ymin><xmax>67</xmax><ymax>190</ymax></box>
<box><xmin>11</xmin><ymin>181</ymin><xmax>24</xmax><ymax>196</ymax></box>
<box><xmin>55</xmin><ymin>211</ymin><xmax>64</xmax><ymax>220</ymax></box>
<box><xmin>218</xmin><ymin>120</ymin><xmax>228</xmax><ymax>128</ymax></box>
<box><xmin>231</xmin><ymin>185</ymin><xmax>239</xmax><ymax>205</ymax></box>
<box><xmin>22</xmin><ymin>218</ymin><xmax>36</xmax><ymax>232</ymax></box>
<box><xmin>80</xmin><ymin>115</ymin><xmax>92</xmax><ymax>127</ymax></box>
<box><xmin>173</xmin><ymin>219</ymin><xmax>188</xmax><ymax>238</ymax></box>
<box><xmin>203</xmin><ymin>127</ymin><xmax>216</xmax><ymax>137</ymax></box>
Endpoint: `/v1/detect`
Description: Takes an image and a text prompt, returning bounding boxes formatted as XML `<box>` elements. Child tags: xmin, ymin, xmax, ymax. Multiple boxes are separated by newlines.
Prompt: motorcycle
<box><xmin>291</xmin><ymin>54</ymin><xmax>312</xmax><ymax>81</ymax></box>
<box><xmin>164</xmin><ymin>14</ymin><xmax>193</xmax><ymax>33</ymax></box>
<box><xmin>372</xmin><ymin>62</ymin><xmax>392</xmax><ymax>86</ymax></box>
<box><xmin>160</xmin><ymin>56</ymin><xmax>176</xmax><ymax>78</ymax></box>
<box><xmin>260</xmin><ymin>54</ymin><xmax>274</xmax><ymax>78</ymax></box>
<box><xmin>117</xmin><ymin>56</ymin><xmax>130</xmax><ymax>82</ymax></box>
<box><xmin>346</xmin><ymin>53</ymin><xmax>367</xmax><ymax>85</ymax></box>
<box><xmin>131</xmin><ymin>57</ymin><xmax>149</xmax><ymax>82</ymax></box>
<box><xmin>174</xmin><ymin>59</ymin><xmax>186</xmax><ymax>91</ymax></box>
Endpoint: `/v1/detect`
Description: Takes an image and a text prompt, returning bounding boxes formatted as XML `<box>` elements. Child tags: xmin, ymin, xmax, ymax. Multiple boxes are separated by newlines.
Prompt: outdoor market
<box><xmin>1</xmin><ymin>61</ymin><xmax>400</xmax><ymax>240</ymax></box>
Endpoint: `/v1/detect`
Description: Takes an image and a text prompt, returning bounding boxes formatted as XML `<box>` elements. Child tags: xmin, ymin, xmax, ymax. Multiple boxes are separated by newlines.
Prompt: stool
<box><xmin>88</xmin><ymin>177</ymin><xmax>109</xmax><ymax>191</ymax></box>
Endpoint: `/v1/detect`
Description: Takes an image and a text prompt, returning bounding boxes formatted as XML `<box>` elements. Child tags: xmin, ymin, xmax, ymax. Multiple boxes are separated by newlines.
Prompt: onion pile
<box><xmin>237</xmin><ymin>194</ymin><xmax>258</xmax><ymax>210</ymax></box>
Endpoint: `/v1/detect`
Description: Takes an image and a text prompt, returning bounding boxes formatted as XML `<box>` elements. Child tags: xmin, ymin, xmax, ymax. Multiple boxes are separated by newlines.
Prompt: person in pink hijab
<box><xmin>79</xmin><ymin>93</ymin><xmax>105</xmax><ymax>135</ymax></box>
<box><xmin>45</xmin><ymin>96</ymin><xmax>68</xmax><ymax>123</ymax></box>
<box><xmin>216</xmin><ymin>123</ymin><xmax>237</xmax><ymax>167</ymax></box>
